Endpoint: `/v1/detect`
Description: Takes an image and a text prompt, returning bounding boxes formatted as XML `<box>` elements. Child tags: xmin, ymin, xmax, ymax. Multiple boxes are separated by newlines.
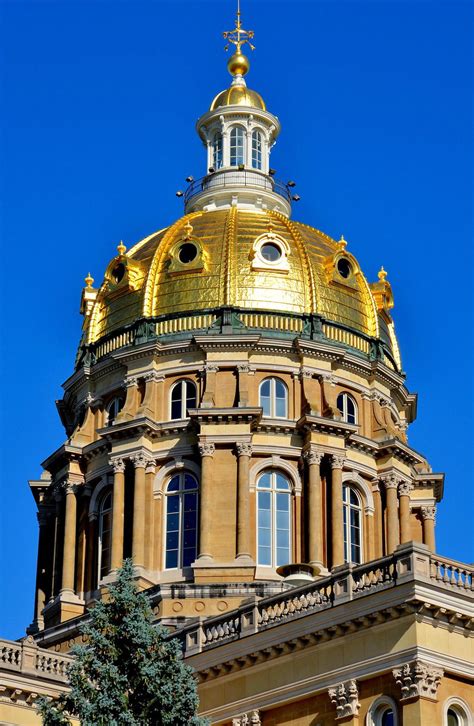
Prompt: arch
<box><xmin>153</xmin><ymin>458</ymin><xmax>200</xmax><ymax>496</ymax></box>
<box><xmin>444</xmin><ymin>698</ymin><xmax>473</xmax><ymax>726</ymax></box>
<box><xmin>366</xmin><ymin>696</ymin><xmax>399</xmax><ymax>726</ymax></box>
<box><xmin>105</xmin><ymin>395</ymin><xmax>124</xmax><ymax>426</ymax></box>
<box><xmin>337</xmin><ymin>391</ymin><xmax>358</xmax><ymax>425</ymax></box>
<box><xmin>342</xmin><ymin>471</ymin><xmax>375</xmax><ymax>514</ymax></box>
<box><xmin>259</xmin><ymin>376</ymin><xmax>288</xmax><ymax>418</ymax></box>
<box><xmin>229</xmin><ymin>125</ymin><xmax>246</xmax><ymax>166</ymax></box>
<box><xmin>163</xmin><ymin>471</ymin><xmax>199</xmax><ymax>569</ymax></box>
<box><xmin>89</xmin><ymin>475</ymin><xmax>113</xmax><ymax>520</ymax></box>
<box><xmin>256</xmin><ymin>469</ymin><xmax>292</xmax><ymax>568</ymax></box>
<box><xmin>170</xmin><ymin>378</ymin><xmax>197</xmax><ymax>420</ymax></box>
<box><xmin>249</xmin><ymin>456</ymin><xmax>302</xmax><ymax>494</ymax></box>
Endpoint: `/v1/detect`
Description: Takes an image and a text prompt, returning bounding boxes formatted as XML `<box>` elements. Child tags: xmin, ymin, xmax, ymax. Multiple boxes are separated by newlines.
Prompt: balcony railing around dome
<box><xmin>183</xmin><ymin>169</ymin><xmax>292</xmax><ymax>207</ymax></box>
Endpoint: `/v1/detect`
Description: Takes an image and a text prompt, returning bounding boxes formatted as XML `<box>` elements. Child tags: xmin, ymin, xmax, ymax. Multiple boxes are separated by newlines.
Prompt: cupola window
<box><xmin>98</xmin><ymin>491</ymin><xmax>112</xmax><ymax>581</ymax></box>
<box><xmin>259</xmin><ymin>377</ymin><xmax>288</xmax><ymax>418</ymax></box>
<box><xmin>260</xmin><ymin>242</ymin><xmax>281</xmax><ymax>262</ymax></box>
<box><xmin>337</xmin><ymin>392</ymin><xmax>357</xmax><ymax>425</ymax></box>
<box><xmin>343</xmin><ymin>485</ymin><xmax>362</xmax><ymax>564</ymax></box>
<box><xmin>178</xmin><ymin>242</ymin><xmax>198</xmax><ymax>264</ymax></box>
<box><xmin>106</xmin><ymin>396</ymin><xmax>124</xmax><ymax>426</ymax></box>
<box><xmin>337</xmin><ymin>257</ymin><xmax>352</xmax><ymax>279</ymax></box>
<box><xmin>212</xmin><ymin>132</ymin><xmax>223</xmax><ymax>170</ymax></box>
<box><xmin>164</xmin><ymin>472</ymin><xmax>199</xmax><ymax>569</ymax></box>
<box><xmin>230</xmin><ymin>126</ymin><xmax>245</xmax><ymax>166</ymax></box>
<box><xmin>170</xmin><ymin>379</ymin><xmax>197</xmax><ymax>420</ymax></box>
<box><xmin>257</xmin><ymin>470</ymin><xmax>292</xmax><ymax>568</ymax></box>
<box><xmin>251</xmin><ymin>130</ymin><xmax>263</xmax><ymax>170</ymax></box>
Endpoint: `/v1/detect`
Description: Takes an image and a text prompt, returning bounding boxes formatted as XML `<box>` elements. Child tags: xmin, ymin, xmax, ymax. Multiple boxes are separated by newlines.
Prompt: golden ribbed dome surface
<box><xmin>86</xmin><ymin>209</ymin><xmax>382</xmax><ymax>348</ymax></box>
<box><xmin>210</xmin><ymin>85</ymin><xmax>266</xmax><ymax>111</ymax></box>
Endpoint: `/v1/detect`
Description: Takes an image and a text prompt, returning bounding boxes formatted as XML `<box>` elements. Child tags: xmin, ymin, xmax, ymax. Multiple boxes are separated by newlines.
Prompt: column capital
<box><xmin>328</xmin><ymin>679</ymin><xmax>360</xmax><ymax>720</ymax></box>
<box><xmin>131</xmin><ymin>452</ymin><xmax>150</xmax><ymax>469</ymax></box>
<box><xmin>203</xmin><ymin>362</ymin><xmax>219</xmax><ymax>374</ymax></box>
<box><xmin>303</xmin><ymin>448</ymin><xmax>324</xmax><ymax>466</ymax></box>
<box><xmin>321</xmin><ymin>372</ymin><xmax>337</xmax><ymax>386</ymax></box>
<box><xmin>421</xmin><ymin>505</ymin><xmax>436</xmax><ymax>521</ymax></box>
<box><xmin>392</xmin><ymin>660</ymin><xmax>443</xmax><ymax>701</ymax></box>
<box><xmin>232</xmin><ymin>711</ymin><xmax>261</xmax><ymax>726</ymax></box>
<box><xmin>380</xmin><ymin>472</ymin><xmax>402</xmax><ymax>489</ymax></box>
<box><xmin>399</xmin><ymin>481</ymin><xmax>414</xmax><ymax>497</ymax></box>
<box><xmin>124</xmin><ymin>375</ymin><xmax>139</xmax><ymax>388</ymax></box>
<box><xmin>199</xmin><ymin>442</ymin><xmax>215</xmax><ymax>458</ymax></box>
<box><xmin>330</xmin><ymin>454</ymin><xmax>345</xmax><ymax>470</ymax></box>
<box><xmin>236</xmin><ymin>443</ymin><xmax>252</xmax><ymax>458</ymax></box>
<box><xmin>145</xmin><ymin>459</ymin><xmax>156</xmax><ymax>474</ymax></box>
<box><xmin>143</xmin><ymin>370</ymin><xmax>165</xmax><ymax>383</ymax></box>
<box><xmin>62</xmin><ymin>480</ymin><xmax>79</xmax><ymax>495</ymax></box>
<box><xmin>300</xmin><ymin>367</ymin><xmax>314</xmax><ymax>380</ymax></box>
<box><xmin>236</xmin><ymin>362</ymin><xmax>251</xmax><ymax>373</ymax></box>
<box><xmin>110</xmin><ymin>457</ymin><xmax>126</xmax><ymax>474</ymax></box>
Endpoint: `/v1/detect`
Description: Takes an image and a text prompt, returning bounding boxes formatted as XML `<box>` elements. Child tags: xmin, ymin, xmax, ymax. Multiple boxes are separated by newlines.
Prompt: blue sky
<box><xmin>0</xmin><ymin>0</ymin><xmax>472</xmax><ymax>639</ymax></box>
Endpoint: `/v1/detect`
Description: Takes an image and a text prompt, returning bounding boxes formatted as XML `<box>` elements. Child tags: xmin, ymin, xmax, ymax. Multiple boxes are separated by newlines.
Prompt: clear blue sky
<box><xmin>0</xmin><ymin>0</ymin><xmax>472</xmax><ymax>639</ymax></box>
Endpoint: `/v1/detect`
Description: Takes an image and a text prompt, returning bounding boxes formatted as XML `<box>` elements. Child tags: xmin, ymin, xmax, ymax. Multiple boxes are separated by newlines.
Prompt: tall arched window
<box><xmin>106</xmin><ymin>396</ymin><xmax>124</xmax><ymax>426</ymax></box>
<box><xmin>337</xmin><ymin>392</ymin><xmax>357</xmax><ymax>424</ymax></box>
<box><xmin>98</xmin><ymin>491</ymin><xmax>112</xmax><ymax>581</ymax></box>
<box><xmin>257</xmin><ymin>470</ymin><xmax>291</xmax><ymax>567</ymax></box>
<box><xmin>343</xmin><ymin>484</ymin><xmax>362</xmax><ymax>564</ymax></box>
<box><xmin>251</xmin><ymin>130</ymin><xmax>263</xmax><ymax>169</ymax></box>
<box><xmin>230</xmin><ymin>126</ymin><xmax>245</xmax><ymax>166</ymax></box>
<box><xmin>170</xmin><ymin>380</ymin><xmax>197</xmax><ymax>420</ymax></box>
<box><xmin>212</xmin><ymin>132</ymin><xmax>223</xmax><ymax>169</ymax></box>
<box><xmin>259</xmin><ymin>377</ymin><xmax>288</xmax><ymax>418</ymax></box>
<box><xmin>445</xmin><ymin>701</ymin><xmax>471</xmax><ymax>726</ymax></box>
<box><xmin>165</xmin><ymin>472</ymin><xmax>198</xmax><ymax>569</ymax></box>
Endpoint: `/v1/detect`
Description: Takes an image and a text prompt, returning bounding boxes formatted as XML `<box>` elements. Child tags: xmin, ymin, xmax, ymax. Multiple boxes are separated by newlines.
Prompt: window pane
<box><xmin>213</xmin><ymin>133</ymin><xmax>223</xmax><ymax>169</ymax></box>
<box><xmin>447</xmin><ymin>710</ymin><xmax>459</xmax><ymax>726</ymax></box>
<box><xmin>381</xmin><ymin>709</ymin><xmax>394</xmax><ymax>726</ymax></box>
<box><xmin>167</xmin><ymin>493</ymin><xmax>180</xmax><ymax>510</ymax></box>
<box><xmin>276</xmin><ymin>510</ymin><xmax>289</xmax><ymax>529</ymax></box>
<box><xmin>230</xmin><ymin>127</ymin><xmax>245</xmax><ymax>166</ymax></box>
<box><xmin>258</xmin><ymin>509</ymin><xmax>271</xmax><ymax>529</ymax></box>
<box><xmin>275</xmin><ymin>379</ymin><xmax>286</xmax><ymax>399</ymax></box>
<box><xmin>260</xmin><ymin>379</ymin><xmax>271</xmax><ymax>397</ymax></box>
<box><xmin>166</xmin><ymin>531</ymin><xmax>179</xmax><ymax>550</ymax></box>
<box><xmin>185</xmin><ymin>382</ymin><xmax>196</xmax><ymax>412</ymax></box>
<box><xmin>350</xmin><ymin>489</ymin><xmax>359</xmax><ymax>506</ymax></box>
<box><xmin>258</xmin><ymin>472</ymin><xmax>271</xmax><ymax>489</ymax></box>
<box><xmin>261</xmin><ymin>395</ymin><xmax>271</xmax><ymax>416</ymax></box>
<box><xmin>166</xmin><ymin>549</ymin><xmax>178</xmax><ymax>569</ymax></box>
<box><xmin>167</xmin><ymin>512</ymin><xmax>179</xmax><ymax>532</ymax></box>
<box><xmin>182</xmin><ymin>547</ymin><xmax>195</xmax><ymax>567</ymax></box>
<box><xmin>184</xmin><ymin>492</ymin><xmax>197</xmax><ymax>511</ymax></box>
<box><xmin>276</xmin><ymin>473</ymin><xmax>289</xmax><ymax>490</ymax></box>
<box><xmin>276</xmin><ymin>492</ymin><xmax>289</xmax><ymax>512</ymax></box>
<box><xmin>275</xmin><ymin>397</ymin><xmax>286</xmax><ymax>418</ymax></box>
<box><xmin>171</xmin><ymin>400</ymin><xmax>182</xmax><ymax>420</ymax></box>
<box><xmin>276</xmin><ymin>529</ymin><xmax>289</xmax><ymax>548</ymax></box>
<box><xmin>276</xmin><ymin>547</ymin><xmax>290</xmax><ymax>566</ymax></box>
<box><xmin>258</xmin><ymin>546</ymin><xmax>272</xmax><ymax>566</ymax></box>
<box><xmin>183</xmin><ymin>529</ymin><xmax>196</xmax><ymax>548</ymax></box>
<box><xmin>252</xmin><ymin>131</ymin><xmax>262</xmax><ymax>170</ymax></box>
<box><xmin>258</xmin><ymin>491</ymin><xmax>271</xmax><ymax>509</ymax></box>
<box><xmin>258</xmin><ymin>527</ymin><xmax>271</xmax><ymax>547</ymax></box>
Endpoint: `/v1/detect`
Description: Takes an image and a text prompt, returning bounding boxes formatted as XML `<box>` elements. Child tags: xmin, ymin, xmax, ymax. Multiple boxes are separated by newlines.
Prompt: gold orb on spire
<box><xmin>227</xmin><ymin>51</ymin><xmax>250</xmax><ymax>77</ymax></box>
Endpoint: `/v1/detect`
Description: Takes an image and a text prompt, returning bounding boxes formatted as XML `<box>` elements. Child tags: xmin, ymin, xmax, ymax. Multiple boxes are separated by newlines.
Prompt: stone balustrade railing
<box><xmin>177</xmin><ymin>543</ymin><xmax>474</xmax><ymax>657</ymax></box>
<box><xmin>0</xmin><ymin>636</ymin><xmax>72</xmax><ymax>683</ymax></box>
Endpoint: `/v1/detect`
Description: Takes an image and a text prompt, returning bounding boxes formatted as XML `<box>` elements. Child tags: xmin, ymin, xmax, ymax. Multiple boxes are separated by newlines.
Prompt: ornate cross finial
<box><xmin>223</xmin><ymin>1</ymin><xmax>255</xmax><ymax>54</ymax></box>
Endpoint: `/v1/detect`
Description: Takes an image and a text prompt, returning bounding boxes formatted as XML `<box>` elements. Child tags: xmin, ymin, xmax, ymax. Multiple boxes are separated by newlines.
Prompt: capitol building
<box><xmin>0</xmin><ymin>8</ymin><xmax>472</xmax><ymax>726</ymax></box>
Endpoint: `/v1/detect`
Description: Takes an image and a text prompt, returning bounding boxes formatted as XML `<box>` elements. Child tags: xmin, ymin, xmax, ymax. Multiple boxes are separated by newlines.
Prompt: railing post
<box><xmin>332</xmin><ymin>562</ymin><xmax>354</xmax><ymax>604</ymax></box>
<box><xmin>20</xmin><ymin>635</ymin><xmax>38</xmax><ymax>675</ymax></box>
<box><xmin>394</xmin><ymin>541</ymin><xmax>431</xmax><ymax>582</ymax></box>
<box><xmin>184</xmin><ymin>620</ymin><xmax>204</xmax><ymax>657</ymax></box>
<box><xmin>240</xmin><ymin>598</ymin><xmax>259</xmax><ymax>636</ymax></box>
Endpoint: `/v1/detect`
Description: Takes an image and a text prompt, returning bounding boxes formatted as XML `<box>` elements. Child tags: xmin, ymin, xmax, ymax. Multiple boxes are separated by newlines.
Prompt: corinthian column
<box><xmin>197</xmin><ymin>442</ymin><xmax>215</xmax><ymax>561</ymax></box>
<box><xmin>399</xmin><ymin>481</ymin><xmax>413</xmax><ymax>544</ymax></box>
<box><xmin>110</xmin><ymin>458</ymin><xmax>125</xmax><ymax>571</ymax></box>
<box><xmin>132</xmin><ymin>453</ymin><xmax>148</xmax><ymax>568</ymax></box>
<box><xmin>382</xmin><ymin>473</ymin><xmax>400</xmax><ymax>553</ymax></box>
<box><xmin>421</xmin><ymin>506</ymin><xmax>436</xmax><ymax>551</ymax></box>
<box><xmin>303</xmin><ymin>448</ymin><xmax>324</xmax><ymax>568</ymax></box>
<box><xmin>236</xmin><ymin>443</ymin><xmax>252</xmax><ymax>560</ymax></box>
<box><xmin>330</xmin><ymin>455</ymin><xmax>345</xmax><ymax>568</ymax></box>
<box><xmin>60</xmin><ymin>482</ymin><xmax>78</xmax><ymax>594</ymax></box>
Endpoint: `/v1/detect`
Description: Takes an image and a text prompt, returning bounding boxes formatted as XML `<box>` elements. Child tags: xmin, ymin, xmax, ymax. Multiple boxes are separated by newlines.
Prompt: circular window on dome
<box><xmin>260</xmin><ymin>242</ymin><xmax>282</xmax><ymax>263</ymax></box>
<box><xmin>337</xmin><ymin>257</ymin><xmax>352</xmax><ymax>279</ymax></box>
<box><xmin>112</xmin><ymin>263</ymin><xmax>126</xmax><ymax>284</ymax></box>
<box><xmin>178</xmin><ymin>242</ymin><xmax>198</xmax><ymax>264</ymax></box>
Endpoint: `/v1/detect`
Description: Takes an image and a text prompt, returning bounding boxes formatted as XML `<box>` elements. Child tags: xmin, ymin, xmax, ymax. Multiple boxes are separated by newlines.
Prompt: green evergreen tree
<box><xmin>37</xmin><ymin>560</ymin><xmax>207</xmax><ymax>726</ymax></box>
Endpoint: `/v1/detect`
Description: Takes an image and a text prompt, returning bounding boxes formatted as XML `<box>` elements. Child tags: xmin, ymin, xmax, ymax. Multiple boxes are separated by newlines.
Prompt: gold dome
<box><xmin>83</xmin><ymin>209</ymin><xmax>401</xmax><ymax>370</ymax></box>
<box><xmin>210</xmin><ymin>85</ymin><xmax>266</xmax><ymax>111</ymax></box>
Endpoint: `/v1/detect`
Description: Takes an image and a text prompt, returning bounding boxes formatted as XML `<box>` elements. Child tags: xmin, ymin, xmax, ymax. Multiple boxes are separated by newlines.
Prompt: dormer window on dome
<box><xmin>167</xmin><ymin>221</ymin><xmax>206</xmax><ymax>276</ymax></box>
<box><xmin>251</xmin><ymin>227</ymin><xmax>290</xmax><ymax>273</ymax></box>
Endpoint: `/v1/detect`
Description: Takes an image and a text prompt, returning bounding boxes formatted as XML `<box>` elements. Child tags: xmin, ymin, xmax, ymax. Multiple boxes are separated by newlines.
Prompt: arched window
<box><xmin>337</xmin><ymin>392</ymin><xmax>358</xmax><ymax>424</ymax></box>
<box><xmin>445</xmin><ymin>701</ymin><xmax>472</xmax><ymax>726</ymax></box>
<box><xmin>230</xmin><ymin>126</ymin><xmax>245</xmax><ymax>166</ymax></box>
<box><xmin>366</xmin><ymin>698</ymin><xmax>398</xmax><ymax>726</ymax></box>
<box><xmin>164</xmin><ymin>472</ymin><xmax>198</xmax><ymax>569</ymax></box>
<box><xmin>343</xmin><ymin>484</ymin><xmax>362</xmax><ymax>564</ymax></box>
<box><xmin>98</xmin><ymin>491</ymin><xmax>112</xmax><ymax>581</ymax></box>
<box><xmin>257</xmin><ymin>470</ymin><xmax>291</xmax><ymax>567</ymax></box>
<box><xmin>259</xmin><ymin>377</ymin><xmax>288</xmax><ymax>418</ymax></box>
<box><xmin>106</xmin><ymin>396</ymin><xmax>124</xmax><ymax>426</ymax></box>
<box><xmin>212</xmin><ymin>132</ymin><xmax>223</xmax><ymax>170</ymax></box>
<box><xmin>251</xmin><ymin>130</ymin><xmax>263</xmax><ymax>170</ymax></box>
<box><xmin>170</xmin><ymin>379</ymin><xmax>197</xmax><ymax>420</ymax></box>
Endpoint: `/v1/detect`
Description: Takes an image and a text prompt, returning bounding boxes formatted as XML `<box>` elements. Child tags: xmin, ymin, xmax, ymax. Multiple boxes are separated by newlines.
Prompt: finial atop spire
<box><xmin>84</xmin><ymin>272</ymin><xmax>94</xmax><ymax>289</ymax></box>
<box><xmin>378</xmin><ymin>265</ymin><xmax>388</xmax><ymax>281</ymax></box>
<box><xmin>223</xmin><ymin>0</ymin><xmax>255</xmax><ymax>78</ymax></box>
<box><xmin>117</xmin><ymin>240</ymin><xmax>127</xmax><ymax>256</ymax></box>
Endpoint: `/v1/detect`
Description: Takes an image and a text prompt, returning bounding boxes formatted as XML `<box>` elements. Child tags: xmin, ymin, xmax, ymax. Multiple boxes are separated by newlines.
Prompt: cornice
<box><xmin>297</xmin><ymin>414</ymin><xmax>358</xmax><ymax>438</ymax></box>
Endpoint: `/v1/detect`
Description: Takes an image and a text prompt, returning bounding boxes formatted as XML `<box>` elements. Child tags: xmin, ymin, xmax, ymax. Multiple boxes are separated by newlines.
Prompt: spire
<box><xmin>223</xmin><ymin>1</ymin><xmax>255</xmax><ymax>81</ymax></box>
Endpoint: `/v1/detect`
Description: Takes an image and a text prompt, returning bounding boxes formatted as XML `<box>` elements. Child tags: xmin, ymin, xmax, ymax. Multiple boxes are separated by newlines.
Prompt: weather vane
<box><xmin>223</xmin><ymin>0</ymin><xmax>255</xmax><ymax>53</ymax></box>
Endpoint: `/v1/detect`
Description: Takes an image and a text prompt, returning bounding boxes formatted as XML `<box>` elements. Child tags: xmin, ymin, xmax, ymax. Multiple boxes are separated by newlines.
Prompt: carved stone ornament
<box><xmin>198</xmin><ymin>442</ymin><xmax>215</xmax><ymax>457</ymax></box>
<box><xmin>303</xmin><ymin>449</ymin><xmax>324</xmax><ymax>466</ymax></box>
<box><xmin>61</xmin><ymin>480</ymin><xmax>78</xmax><ymax>495</ymax></box>
<box><xmin>145</xmin><ymin>459</ymin><xmax>156</xmax><ymax>474</ymax></box>
<box><xmin>321</xmin><ymin>372</ymin><xmax>336</xmax><ymax>386</ymax></box>
<box><xmin>232</xmin><ymin>711</ymin><xmax>261</xmax><ymax>726</ymax></box>
<box><xmin>331</xmin><ymin>454</ymin><xmax>345</xmax><ymax>470</ymax></box>
<box><xmin>203</xmin><ymin>362</ymin><xmax>219</xmax><ymax>374</ymax></box>
<box><xmin>393</xmin><ymin>660</ymin><xmax>443</xmax><ymax>701</ymax></box>
<box><xmin>300</xmin><ymin>367</ymin><xmax>314</xmax><ymax>379</ymax></box>
<box><xmin>125</xmin><ymin>375</ymin><xmax>139</xmax><ymax>388</ymax></box>
<box><xmin>131</xmin><ymin>452</ymin><xmax>149</xmax><ymax>469</ymax></box>
<box><xmin>421</xmin><ymin>506</ymin><xmax>436</xmax><ymax>522</ymax></box>
<box><xmin>143</xmin><ymin>370</ymin><xmax>165</xmax><ymax>383</ymax></box>
<box><xmin>236</xmin><ymin>443</ymin><xmax>253</xmax><ymax>457</ymax></box>
<box><xmin>380</xmin><ymin>472</ymin><xmax>401</xmax><ymax>490</ymax></box>
<box><xmin>110</xmin><ymin>457</ymin><xmax>125</xmax><ymax>474</ymax></box>
<box><xmin>236</xmin><ymin>362</ymin><xmax>250</xmax><ymax>373</ymax></box>
<box><xmin>398</xmin><ymin>481</ymin><xmax>414</xmax><ymax>497</ymax></box>
<box><xmin>328</xmin><ymin>679</ymin><xmax>360</xmax><ymax>719</ymax></box>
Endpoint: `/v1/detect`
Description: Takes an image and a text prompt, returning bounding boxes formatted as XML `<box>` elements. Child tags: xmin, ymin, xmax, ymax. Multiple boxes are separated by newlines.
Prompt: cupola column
<box><xmin>110</xmin><ymin>458</ymin><xmax>126</xmax><ymax>572</ymax></box>
<box><xmin>382</xmin><ymin>474</ymin><xmax>400</xmax><ymax>553</ymax></box>
<box><xmin>197</xmin><ymin>442</ymin><xmax>216</xmax><ymax>561</ymax></box>
<box><xmin>399</xmin><ymin>481</ymin><xmax>413</xmax><ymax>544</ymax></box>
<box><xmin>330</xmin><ymin>455</ymin><xmax>345</xmax><ymax>568</ymax></box>
<box><xmin>131</xmin><ymin>453</ymin><xmax>148</xmax><ymax>568</ymax></box>
<box><xmin>236</xmin><ymin>443</ymin><xmax>252</xmax><ymax>560</ymax></box>
<box><xmin>144</xmin><ymin>460</ymin><xmax>156</xmax><ymax>570</ymax></box>
<box><xmin>303</xmin><ymin>449</ymin><xmax>324</xmax><ymax>569</ymax></box>
<box><xmin>421</xmin><ymin>506</ymin><xmax>436</xmax><ymax>551</ymax></box>
<box><xmin>60</xmin><ymin>482</ymin><xmax>78</xmax><ymax>594</ymax></box>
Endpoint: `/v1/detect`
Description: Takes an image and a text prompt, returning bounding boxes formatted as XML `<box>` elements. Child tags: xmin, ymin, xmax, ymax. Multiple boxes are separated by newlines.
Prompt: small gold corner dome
<box><xmin>210</xmin><ymin>85</ymin><xmax>266</xmax><ymax>111</ymax></box>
